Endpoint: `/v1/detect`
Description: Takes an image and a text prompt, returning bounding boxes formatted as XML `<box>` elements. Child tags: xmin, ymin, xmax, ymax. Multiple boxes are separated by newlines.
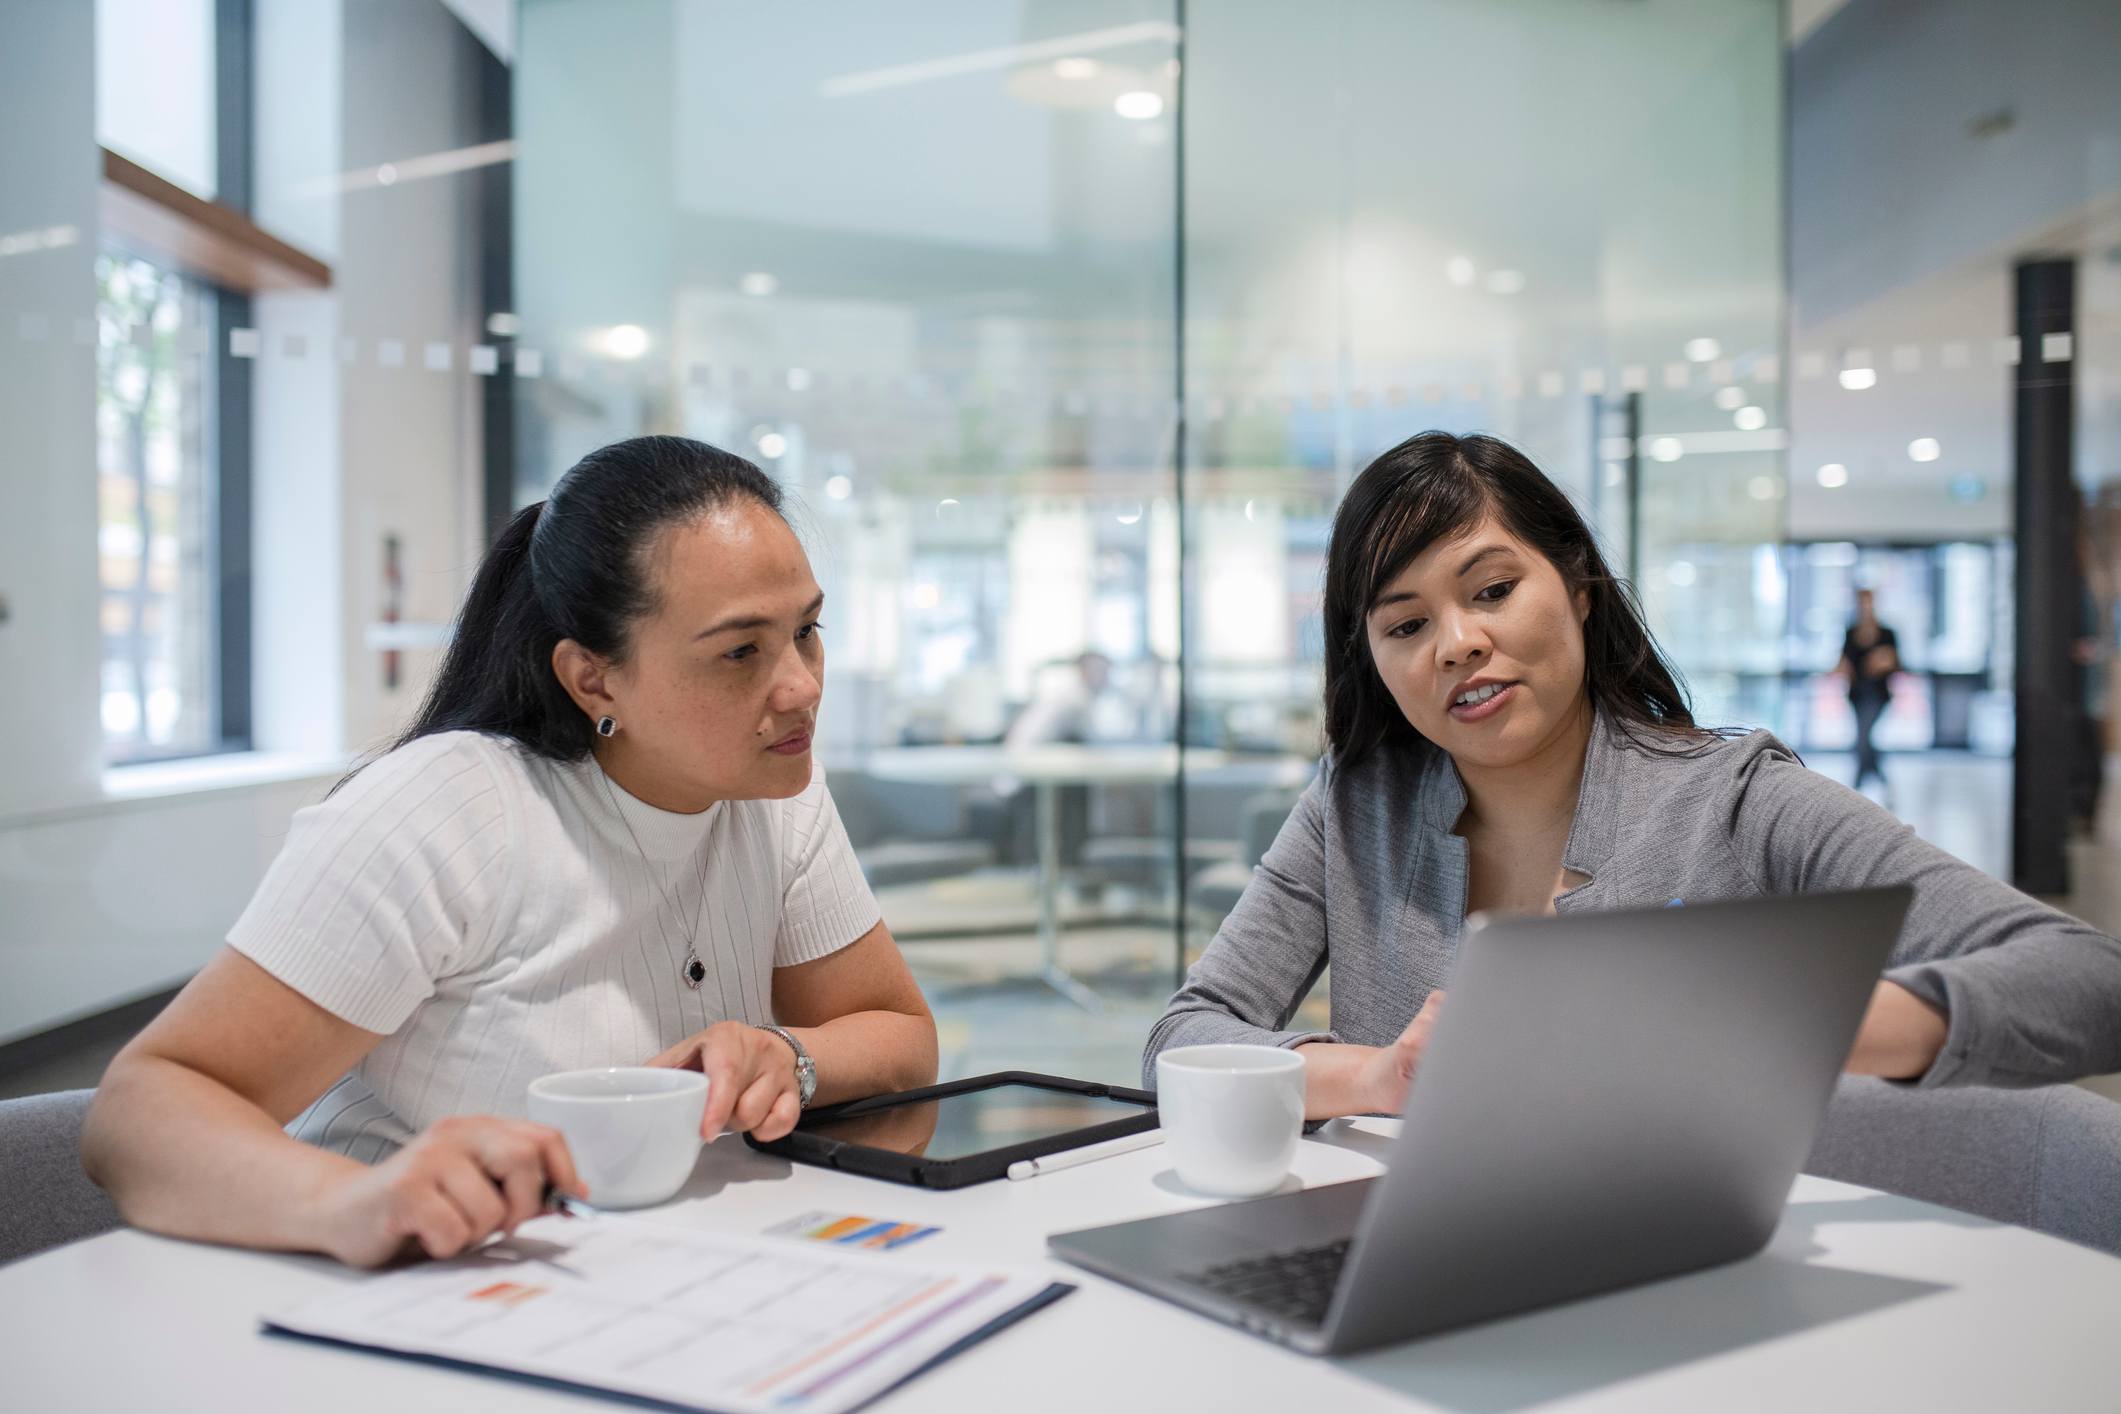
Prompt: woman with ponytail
<box><xmin>84</xmin><ymin>436</ymin><xmax>936</xmax><ymax>1267</ymax></box>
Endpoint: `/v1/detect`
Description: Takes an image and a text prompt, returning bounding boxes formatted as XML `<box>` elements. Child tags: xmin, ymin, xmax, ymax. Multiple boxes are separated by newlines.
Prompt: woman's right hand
<box><xmin>315</xmin><ymin>1115</ymin><xmax>586</xmax><ymax>1268</ymax></box>
<box><xmin>1353</xmin><ymin>990</ymin><xmax>1446</xmax><ymax>1114</ymax></box>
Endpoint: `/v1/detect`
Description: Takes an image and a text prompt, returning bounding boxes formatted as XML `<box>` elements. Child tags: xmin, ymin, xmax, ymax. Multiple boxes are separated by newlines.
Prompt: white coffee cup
<box><xmin>526</xmin><ymin>1067</ymin><xmax>708</xmax><ymax>1209</ymax></box>
<box><xmin>1155</xmin><ymin>1044</ymin><xmax>1307</xmax><ymax>1197</ymax></box>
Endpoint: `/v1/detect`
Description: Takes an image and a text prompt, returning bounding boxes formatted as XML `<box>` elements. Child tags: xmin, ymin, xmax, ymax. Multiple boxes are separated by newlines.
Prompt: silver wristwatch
<box><xmin>754</xmin><ymin>1023</ymin><xmax>817</xmax><ymax>1109</ymax></box>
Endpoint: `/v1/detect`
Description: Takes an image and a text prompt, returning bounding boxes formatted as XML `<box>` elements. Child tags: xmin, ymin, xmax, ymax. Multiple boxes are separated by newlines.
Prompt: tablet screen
<box><xmin>798</xmin><ymin>1084</ymin><xmax>1149</xmax><ymax>1161</ymax></box>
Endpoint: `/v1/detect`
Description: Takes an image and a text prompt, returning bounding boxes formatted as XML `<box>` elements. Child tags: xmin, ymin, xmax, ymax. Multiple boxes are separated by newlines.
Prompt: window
<box><xmin>94</xmin><ymin>250</ymin><xmax>247</xmax><ymax>762</ymax></box>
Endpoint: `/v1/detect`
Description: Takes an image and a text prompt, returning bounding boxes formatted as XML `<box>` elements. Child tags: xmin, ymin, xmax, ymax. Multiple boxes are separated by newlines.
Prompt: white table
<box><xmin>860</xmin><ymin>746</ymin><xmax>1306</xmax><ymax>1008</ymax></box>
<box><xmin>7</xmin><ymin>1119</ymin><xmax>2119</xmax><ymax>1412</ymax></box>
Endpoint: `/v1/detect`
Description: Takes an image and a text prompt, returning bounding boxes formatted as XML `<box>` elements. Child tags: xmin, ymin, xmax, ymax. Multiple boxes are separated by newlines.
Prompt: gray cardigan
<box><xmin>1146</xmin><ymin>714</ymin><xmax>2121</xmax><ymax>1090</ymax></box>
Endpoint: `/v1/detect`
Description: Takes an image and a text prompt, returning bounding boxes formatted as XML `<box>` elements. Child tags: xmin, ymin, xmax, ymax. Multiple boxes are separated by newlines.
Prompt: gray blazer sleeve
<box><xmin>1729</xmin><ymin>750</ymin><xmax>2121</xmax><ymax>1087</ymax></box>
<box><xmin>1141</xmin><ymin>765</ymin><xmax>1339</xmax><ymax>1087</ymax></box>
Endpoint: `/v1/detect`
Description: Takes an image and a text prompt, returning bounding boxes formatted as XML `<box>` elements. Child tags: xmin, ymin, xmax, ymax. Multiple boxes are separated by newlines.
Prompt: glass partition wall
<box><xmin>512</xmin><ymin>0</ymin><xmax>1786</xmax><ymax>1081</ymax></box>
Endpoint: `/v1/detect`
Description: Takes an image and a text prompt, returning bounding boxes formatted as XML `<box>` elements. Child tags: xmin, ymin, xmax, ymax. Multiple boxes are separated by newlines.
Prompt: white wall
<box><xmin>0</xmin><ymin>0</ymin><xmax>497</xmax><ymax>1045</ymax></box>
<box><xmin>0</xmin><ymin>0</ymin><xmax>104</xmax><ymax>823</ymax></box>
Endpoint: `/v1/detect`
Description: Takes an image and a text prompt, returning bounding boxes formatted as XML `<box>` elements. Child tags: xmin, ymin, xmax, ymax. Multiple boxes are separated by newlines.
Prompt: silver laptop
<box><xmin>1050</xmin><ymin>887</ymin><xmax>1912</xmax><ymax>1354</ymax></box>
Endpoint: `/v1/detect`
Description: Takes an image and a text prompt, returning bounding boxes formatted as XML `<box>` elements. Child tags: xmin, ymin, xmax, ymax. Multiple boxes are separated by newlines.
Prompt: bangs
<box><xmin>1353</xmin><ymin>466</ymin><xmax>1494</xmax><ymax>617</ymax></box>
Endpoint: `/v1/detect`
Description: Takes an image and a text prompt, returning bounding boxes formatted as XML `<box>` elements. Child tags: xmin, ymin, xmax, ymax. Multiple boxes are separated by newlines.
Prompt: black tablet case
<box><xmin>745</xmin><ymin>1069</ymin><xmax>1158</xmax><ymax>1189</ymax></box>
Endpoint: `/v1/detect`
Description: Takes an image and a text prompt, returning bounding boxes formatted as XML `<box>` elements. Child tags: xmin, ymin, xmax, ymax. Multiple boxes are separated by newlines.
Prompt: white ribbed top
<box><xmin>229</xmin><ymin>731</ymin><xmax>880</xmax><ymax>1161</ymax></box>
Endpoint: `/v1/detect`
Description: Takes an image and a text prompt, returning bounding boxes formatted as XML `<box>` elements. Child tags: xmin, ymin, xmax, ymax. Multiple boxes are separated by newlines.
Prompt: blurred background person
<box><xmin>1837</xmin><ymin>588</ymin><xmax>1901</xmax><ymax>802</ymax></box>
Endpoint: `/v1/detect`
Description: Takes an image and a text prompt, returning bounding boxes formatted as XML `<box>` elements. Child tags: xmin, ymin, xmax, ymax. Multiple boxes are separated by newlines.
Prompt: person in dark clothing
<box><xmin>1835</xmin><ymin>588</ymin><xmax>1900</xmax><ymax>796</ymax></box>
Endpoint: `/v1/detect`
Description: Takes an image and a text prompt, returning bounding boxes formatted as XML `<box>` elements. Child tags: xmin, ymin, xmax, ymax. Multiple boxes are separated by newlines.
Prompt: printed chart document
<box><xmin>265</xmin><ymin>1213</ymin><xmax>1069</xmax><ymax>1413</ymax></box>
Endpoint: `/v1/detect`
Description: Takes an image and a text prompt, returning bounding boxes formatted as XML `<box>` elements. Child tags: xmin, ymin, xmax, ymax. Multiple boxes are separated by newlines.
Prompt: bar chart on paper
<box><xmin>265</xmin><ymin>1214</ymin><xmax>1064</xmax><ymax>1413</ymax></box>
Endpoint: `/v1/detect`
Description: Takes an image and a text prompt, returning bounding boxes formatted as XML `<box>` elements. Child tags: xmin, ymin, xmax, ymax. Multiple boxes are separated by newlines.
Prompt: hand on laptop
<box><xmin>1296</xmin><ymin>990</ymin><xmax>1447</xmax><ymax>1119</ymax></box>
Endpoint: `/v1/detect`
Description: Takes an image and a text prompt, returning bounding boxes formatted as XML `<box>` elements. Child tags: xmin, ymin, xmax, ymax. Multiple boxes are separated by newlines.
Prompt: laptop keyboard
<box><xmin>1179</xmin><ymin>1237</ymin><xmax>1351</xmax><ymax>1327</ymax></box>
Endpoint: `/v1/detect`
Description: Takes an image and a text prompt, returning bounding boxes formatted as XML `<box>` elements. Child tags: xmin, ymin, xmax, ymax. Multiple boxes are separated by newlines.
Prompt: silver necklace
<box><xmin>598</xmin><ymin>763</ymin><xmax>711</xmax><ymax>991</ymax></box>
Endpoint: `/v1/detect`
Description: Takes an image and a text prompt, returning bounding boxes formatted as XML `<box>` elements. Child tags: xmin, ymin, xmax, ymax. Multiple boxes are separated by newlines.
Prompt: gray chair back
<box><xmin>1239</xmin><ymin>788</ymin><xmax>1303</xmax><ymax>869</ymax></box>
<box><xmin>1806</xmin><ymin>1076</ymin><xmax>2121</xmax><ymax>1257</ymax></box>
<box><xmin>0</xmin><ymin>1089</ymin><xmax>121</xmax><ymax>1266</ymax></box>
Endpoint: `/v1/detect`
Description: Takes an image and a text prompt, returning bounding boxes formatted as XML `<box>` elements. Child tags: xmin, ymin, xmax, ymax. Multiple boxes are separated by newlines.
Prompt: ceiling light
<box><xmin>1684</xmin><ymin>338</ymin><xmax>1720</xmax><ymax>363</ymax></box>
<box><xmin>1909</xmin><ymin>437</ymin><xmax>1941</xmax><ymax>462</ymax></box>
<box><xmin>738</xmin><ymin>271</ymin><xmax>779</xmax><ymax>297</ymax></box>
<box><xmin>824</xmin><ymin>475</ymin><xmax>852</xmax><ymax>501</ymax></box>
<box><xmin>1838</xmin><ymin>367</ymin><xmax>1877</xmax><ymax>391</ymax></box>
<box><xmin>1114</xmin><ymin>91</ymin><xmax>1164</xmax><ymax>120</ymax></box>
<box><xmin>786</xmin><ymin>367</ymin><xmax>812</xmax><ymax>391</ymax></box>
<box><xmin>1243</xmin><ymin>499</ymin><xmax>1257</xmax><ymax>521</ymax></box>
<box><xmin>754</xmin><ymin>430</ymin><xmax>788</xmax><ymax>459</ymax></box>
<box><xmin>1816</xmin><ymin>462</ymin><xmax>1849</xmax><ymax>488</ymax></box>
<box><xmin>1053</xmin><ymin>56</ymin><xmax>1098</xmax><ymax>79</ymax></box>
<box><xmin>600</xmin><ymin>324</ymin><xmax>649</xmax><ymax>360</ymax></box>
<box><xmin>1733</xmin><ymin>406</ymin><xmax>1767</xmax><ymax>431</ymax></box>
<box><xmin>375</xmin><ymin>162</ymin><xmax>398</xmax><ymax>186</ymax></box>
<box><xmin>1748</xmin><ymin>475</ymin><xmax>1781</xmax><ymax>501</ymax></box>
<box><xmin>935</xmin><ymin>497</ymin><xmax>961</xmax><ymax>518</ymax></box>
<box><xmin>1714</xmin><ymin>386</ymin><xmax>1746</xmax><ymax>411</ymax></box>
<box><xmin>1648</xmin><ymin>437</ymin><xmax>1684</xmax><ymax>463</ymax></box>
<box><xmin>1668</xmin><ymin>561</ymin><xmax>1698</xmax><ymax>587</ymax></box>
<box><xmin>1116</xmin><ymin>503</ymin><xmax>1144</xmax><ymax>525</ymax></box>
<box><xmin>485</xmin><ymin>312</ymin><xmax>521</xmax><ymax>337</ymax></box>
<box><xmin>1445</xmin><ymin>257</ymin><xmax>1476</xmax><ymax>287</ymax></box>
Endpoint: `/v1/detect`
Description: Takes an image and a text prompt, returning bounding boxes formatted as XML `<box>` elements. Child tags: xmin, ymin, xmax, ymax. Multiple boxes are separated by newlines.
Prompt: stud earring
<box><xmin>597</xmin><ymin>716</ymin><xmax>618</xmax><ymax>738</ymax></box>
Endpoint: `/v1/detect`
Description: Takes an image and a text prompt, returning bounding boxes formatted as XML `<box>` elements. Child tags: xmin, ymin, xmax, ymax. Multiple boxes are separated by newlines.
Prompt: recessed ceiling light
<box><xmin>1714</xmin><ymin>386</ymin><xmax>1746</xmax><ymax>410</ymax></box>
<box><xmin>1684</xmin><ymin>338</ymin><xmax>1720</xmax><ymax>363</ymax></box>
<box><xmin>1733</xmin><ymin>406</ymin><xmax>1767</xmax><ymax>431</ymax></box>
<box><xmin>1909</xmin><ymin>437</ymin><xmax>1941</xmax><ymax>462</ymax></box>
<box><xmin>1445</xmin><ymin>257</ymin><xmax>1476</xmax><ymax>287</ymax></box>
<box><xmin>824</xmin><ymin>475</ymin><xmax>852</xmax><ymax>500</ymax></box>
<box><xmin>1839</xmin><ymin>367</ymin><xmax>1877</xmax><ymax>391</ymax></box>
<box><xmin>754</xmin><ymin>430</ymin><xmax>788</xmax><ymax>459</ymax></box>
<box><xmin>1748</xmin><ymin>475</ymin><xmax>1781</xmax><ymax>501</ymax></box>
<box><xmin>1668</xmin><ymin>560</ymin><xmax>1698</xmax><ymax>587</ymax></box>
<box><xmin>1114</xmin><ymin>91</ymin><xmax>1164</xmax><ymax>120</ymax></box>
<box><xmin>1648</xmin><ymin>437</ymin><xmax>1684</xmax><ymax>463</ymax></box>
<box><xmin>600</xmin><ymin>324</ymin><xmax>649</xmax><ymax>360</ymax></box>
<box><xmin>1816</xmin><ymin>462</ymin><xmax>1849</xmax><ymax>488</ymax></box>
<box><xmin>738</xmin><ymin>271</ymin><xmax>779</xmax><ymax>297</ymax></box>
<box><xmin>1053</xmin><ymin>56</ymin><xmax>1098</xmax><ymax>79</ymax></box>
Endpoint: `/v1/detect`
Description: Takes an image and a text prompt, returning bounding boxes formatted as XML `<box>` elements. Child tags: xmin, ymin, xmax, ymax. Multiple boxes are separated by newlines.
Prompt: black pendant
<box><xmin>684</xmin><ymin>954</ymin><xmax>707</xmax><ymax>989</ymax></box>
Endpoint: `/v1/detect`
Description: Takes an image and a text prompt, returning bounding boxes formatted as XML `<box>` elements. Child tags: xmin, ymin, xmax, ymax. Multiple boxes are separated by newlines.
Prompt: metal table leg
<box><xmin>1034</xmin><ymin>779</ymin><xmax>1099</xmax><ymax>1010</ymax></box>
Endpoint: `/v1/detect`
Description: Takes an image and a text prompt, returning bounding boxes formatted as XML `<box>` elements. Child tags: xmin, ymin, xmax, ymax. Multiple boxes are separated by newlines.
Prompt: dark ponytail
<box><xmin>375</xmin><ymin>435</ymin><xmax>784</xmax><ymax>772</ymax></box>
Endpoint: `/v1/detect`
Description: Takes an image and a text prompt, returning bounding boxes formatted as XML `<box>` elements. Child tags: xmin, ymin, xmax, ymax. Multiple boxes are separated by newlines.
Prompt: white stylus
<box><xmin>1006</xmin><ymin>1129</ymin><xmax>1164</xmax><ymax>1181</ymax></box>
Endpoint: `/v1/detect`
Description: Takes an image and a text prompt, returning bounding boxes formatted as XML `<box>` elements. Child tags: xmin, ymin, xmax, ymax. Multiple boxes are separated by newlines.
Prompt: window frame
<box><xmin>93</xmin><ymin>0</ymin><xmax>324</xmax><ymax>764</ymax></box>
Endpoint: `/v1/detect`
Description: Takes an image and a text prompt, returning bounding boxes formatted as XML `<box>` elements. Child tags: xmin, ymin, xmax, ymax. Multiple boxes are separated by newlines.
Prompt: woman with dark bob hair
<box><xmin>85</xmin><ymin>436</ymin><xmax>936</xmax><ymax>1266</ymax></box>
<box><xmin>1146</xmin><ymin>430</ymin><xmax>2121</xmax><ymax>1118</ymax></box>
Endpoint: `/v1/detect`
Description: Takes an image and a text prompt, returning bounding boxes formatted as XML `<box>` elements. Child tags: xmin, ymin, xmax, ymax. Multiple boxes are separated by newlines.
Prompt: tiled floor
<box><xmin>7</xmin><ymin>751</ymin><xmax>2118</xmax><ymax>1106</ymax></box>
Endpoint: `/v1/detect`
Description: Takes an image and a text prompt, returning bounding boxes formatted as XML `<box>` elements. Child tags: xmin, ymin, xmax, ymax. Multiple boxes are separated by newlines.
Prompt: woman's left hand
<box><xmin>646</xmin><ymin>1021</ymin><xmax>804</xmax><ymax>1141</ymax></box>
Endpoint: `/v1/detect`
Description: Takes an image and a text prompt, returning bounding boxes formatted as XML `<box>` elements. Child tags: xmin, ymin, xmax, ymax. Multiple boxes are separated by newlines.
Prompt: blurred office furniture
<box><xmin>1185</xmin><ymin>787</ymin><xmax>1307</xmax><ymax>929</ymax></box>
<box><xmin>824</xmin><ymin>768</ymin><xmax>998</xmax><ymax>891</ymax></box>
<box><xmin>863</xmin><ymin>745</ymin><xmax>1282</xmax><ymax>1008</ymax></box>
<box><xmin>0</xmin><ymin>1090</ymin><xmax>119</xmax><ymax>1267</ymax></box>
<box><xmin>1807</xmin><ymin>1076</ymin><xmax>2121</xmax><ymax>1257</ymax></box>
